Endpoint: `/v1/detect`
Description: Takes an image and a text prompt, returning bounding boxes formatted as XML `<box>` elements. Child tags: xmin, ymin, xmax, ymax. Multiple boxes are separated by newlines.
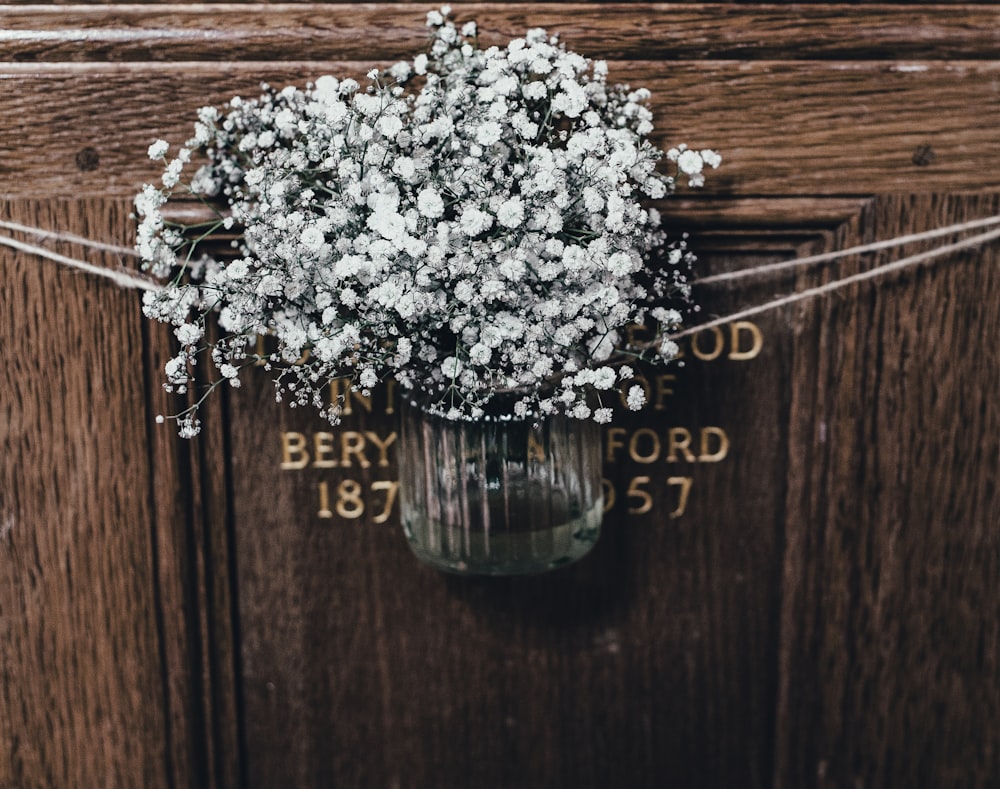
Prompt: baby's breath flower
<box><xmin>496</xmin><ymin>196</ymin><xmax>525</xmax><ymax>229</ymax></box>
<box><xmin>592</xmin><ymin>367</ymin><xmax>616</xmax><ymax>390</ymax></box>
<box><xmin>593</xmin><ymin>407</ymin><xmax>614</xmax><ymax>424</ymax></box>
<box><xmin>359</xmin><ymin>368</ymin><xmax>378</xmax><ymax>388</ymax></box>
<box><xmin>458</xmin><ymin>206</ymin><xmax>493</xmax><ymax>236</ymax></box>
<box><xmin>174</xmin><ymin>323</ymin><xmax>203</xmax><ymax>345</ymax></box>
<box><xmin>137</xmin><ymin>8</ymin><xmax>716</xmax><ymax>435</ymax></box>
<box><xmin>701</xmin><ymin>149</ymin><xmax>722</xmax><ymax>169</ymax></box>
<box><xmin>416</xmin><ymin>187</ymin><xmax>445</xmax><ymax>219</ymax></box>
<box><xmin>147</xmin><ymin>139</ymin><xmax>169</xmax><ymax>159</ymax></box>
<box><xmin>626</xmin><ymin>385</ymin><xmax>646</xmax><ymax>411</ymax></box>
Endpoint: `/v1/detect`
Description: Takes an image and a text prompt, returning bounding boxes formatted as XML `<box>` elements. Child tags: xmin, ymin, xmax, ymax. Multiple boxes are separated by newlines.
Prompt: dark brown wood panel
<box><xmin>0</xmin><ymin>0</ymin><xmax>987</xmax><ymax>7</ymax></box>
<box><xmin>2</xmin><ymin>4</ymin><xmax>999</xmax><ymax>788</ymax></box>
<box><xmin>1</xmin><ymin>61</ymin><xmax>998</xmax><ymax>202</ymax></box>
<box><xmin>0</xmin><ymin>199</ymin><xmax>242</xmax><ymax>788</ymax></box>
<box><xmin>224</xmin><ymin>272</ymin><xmax>794</xmax><ymax>787</ymax></box>
<box><xmin>776</xmin><ymin>193</ymin><xmax>1000</xmax><ymax>788</ymax></box>
<box><xmin>4</xmin><ymin>4</ymin><xmax>999</xmax><ymax>62</ymax></box>
<box><xmin>144</xmin><ymin>316</ymin><xmax>243</xmax><ymax>789</ymax></box>
<box><xmin>0</xmin><ymin>199</ymin><xmax>171</xmax><ymax>788</ymax></box>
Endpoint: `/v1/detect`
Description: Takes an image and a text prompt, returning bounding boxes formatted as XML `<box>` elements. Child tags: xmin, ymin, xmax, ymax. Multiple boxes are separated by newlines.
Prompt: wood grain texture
<box><xmin>225</xmin><ymin>317</ymin><xmax>793</xmax><ymax>787</ymax></box>
<box><xmin>3</xmin><ymin>4</ymin><xmax>999</xmax><ymax>788</ymax></box>
<box><xmin>1</xmin><ymin>60</ymin><xmax>998</xmax><ymax>202</ymax></box>
<box><xmin>3</xmin><ymin>5</ymin><xmax>998</xmax><ymax>204</ymax></box>
<box><xmin>4</xmin><ymin>4</ymin><xmax>1000</xmax><ymax>62</ymax></box>
<box><xmin>775</xmin><ymin>193</ymin><xmax>1000</xmax><ymax>788</ymax></box>
<box><xmin>0</xmin><ymin>200</ymin><xmax>240</xmax><ymax>788</ymax></box>
<box><xmin>0</xmin><ymin>199</ymin><xmax>170</xmax><ymax>788</ymax></box>
<box><xmin>143</xmin><ymin>315</ymin><xmax>244</xmax><ymax>789</ymax></box>
<box><xmin>222</xmin><ymin>194</ymin><xmax>1000</xmax><ymax>787</ymax></box>
<box><xmin>0</xmin><ymin>0</ymin><xmax>988</xmax><ymax>6</ymax></box>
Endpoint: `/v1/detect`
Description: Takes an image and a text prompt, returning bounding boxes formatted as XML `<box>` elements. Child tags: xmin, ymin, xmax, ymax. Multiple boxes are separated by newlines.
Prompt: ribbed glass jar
<box><xmin>397</xmin><ymin>396</ymin><xmax>603</xmax><ymax>575</ymax></box>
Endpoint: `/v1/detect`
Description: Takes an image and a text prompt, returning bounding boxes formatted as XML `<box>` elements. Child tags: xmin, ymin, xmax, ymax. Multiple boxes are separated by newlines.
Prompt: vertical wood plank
<box><xmin>189</xmin><ymin>328</ymin><xmax>244</xmax><ymax>789</ymax></box>
<box><xmin>0</xmin><ymin>200</ymin><xmax>170</xmax><ymax>788</ymax></box>
<box><xmin>143</xmin><ymin>314</ymin><xmax>243</xmax><ymax>789</ymax></box>
<box><xmin>775</xmin><ymin>194</ymin><xmax>1000</xmax><ymax>788</ymax></box>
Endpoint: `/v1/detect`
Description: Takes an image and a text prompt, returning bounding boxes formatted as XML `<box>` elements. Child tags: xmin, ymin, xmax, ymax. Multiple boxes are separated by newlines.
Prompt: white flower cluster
<box><xmin>136</xmin><ymin>8</ymin><xmax>719</xmax><ymax>436</ymax></box>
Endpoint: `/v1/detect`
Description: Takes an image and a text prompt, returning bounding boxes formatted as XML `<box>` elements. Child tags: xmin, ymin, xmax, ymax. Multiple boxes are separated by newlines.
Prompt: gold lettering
<box><xmin>329</xmin><ymin>378</ymin><xmax>346</xmax><ymax>410</ymax></box>
<box><xmin>365</xmin><ymin>431</ymin><xmax>397</xmax><ymax>468</ymax></box>
<box><xmin>666</xmin><ymin>428</ymin><xmax>696</xmax><ymax>462</ymax></box>
<box><xmin>698</xmin><ymin>426</ymin><xmax>729</xmax><ymax>463</ymax></box>
<box><xmin>628</xmin><ymin>428</ymin><xmax>661</xmax><ymax>464</ymax></box>
<box><xmin>667</xmin><ymin>477</ymin><xmax>693</xmax><ymax>518</ymax></box>
<box><xmin>605</xmin><ymin>427</ymin><xmax>627</xmax><ymax>464</ymax></box>
<box><xmin>601</xmin><ymin>478</ymin><xmax>616</xmax><ymax>512</ymax></box>
<box><xmin>527</xmin><ymin>432</ymin><xmax>546</xmax><ymax>463</ymax></box>
<box><xmin>317</xmin><ymin>481</ymin><xmax>333</xmax><ymax>518</ymax></box>
<box><xmin>625</xmin><ymin>322</ymin><xmax>653</xmax><ymax>347</ymax></box>
<box><xmin>371</xmin><ymin>480</ymin><xmax>400</xmax><ymax>524</ymax></box>
<box><xmin>280</xmin><ymin>432</ymin><xmax>310</xmax><ymax>470</ymax></box>
<box><xmin>350</xmin><ymin>388</ymin><xmax>373</xmax><ymax>413</ymax></box>
<box><xmin>653</xmin><ymin>374</ymin><xmax>676</xmax><ymax>410</ymax></box>
<box><xmin>691</xmin><ymin>326</ymin><xmax>725</xmax><ymax>361</ymax></box>
<box><xmin>313</xmin><ymin>432</ymin><xmax>339</xmax><ymax>468</ymax></box>
<box><xmin>728</xmin><ymin>321</ymin><xmax>763</xmax><ymax>361</ymax></box>
<box><xmin>383</xmin><ymin>378</ymin><xmax>396</xmax><ymax>415</ymax></box>
<box><xmin>329</xmin><ymin>379</ymin><xmax>373</xmax><ymax>415</ymax></box>
<box><xmin>255</xmin><ymin>333</ymin><xmax>311</xmax><ymax>365</ymax></box>
<box><xmin>340</xmin><ymin>431</ymin><xmax>371</xmax><ymax>468</ymax></box>
<box><xmin>626</xmin><ymin>476</ymin><xmax>653</xmax><ymax>515</ymax></box>
<box><xmin>254</xmin><ymin>333</ymin><xmax>267</xmax><ymax>365</ymax></box>
<box><xmin>336</xmin><ymin>479</ymin><xmax>365</xmax><ymax>519</ymax></box>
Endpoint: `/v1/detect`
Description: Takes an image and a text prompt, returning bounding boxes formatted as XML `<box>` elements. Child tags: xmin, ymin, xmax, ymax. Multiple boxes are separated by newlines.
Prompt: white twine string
<box><xmin>671</xmin><ymin>224</ymin><xmax>1000</xmax><ymax>340</ymax></box>
<box><xmin>0</xmin><ymin>218</ymin><xmax>139</xmax><ymax>258</ymax></box>
<box><xmin>1</xmin><ymin>215</ymin><xmax>998</xmax><ymax>326</ymax></box>
<box><xmin>0</xmin><ymin>223</ymin><xmax>159</xmax><ymax>292</ymax></box>
<box><xmin>693</xmin><ymin>214</ymin><xmax>1000</xmax><ymax>286</ymax></box>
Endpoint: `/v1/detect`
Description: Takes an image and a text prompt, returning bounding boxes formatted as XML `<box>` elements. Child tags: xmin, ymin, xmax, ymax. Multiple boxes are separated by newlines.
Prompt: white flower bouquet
<box><xmin>137</xmin><ymin>7</ymin><xmax>719</xmax><ymax>437</ymax></box>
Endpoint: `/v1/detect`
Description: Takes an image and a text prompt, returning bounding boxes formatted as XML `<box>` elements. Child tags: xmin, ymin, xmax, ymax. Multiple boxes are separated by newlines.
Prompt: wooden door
<box><xmin>3</xmin><ymin>4</ymin><xmax>999</xmax><ymax>787</ymax></box>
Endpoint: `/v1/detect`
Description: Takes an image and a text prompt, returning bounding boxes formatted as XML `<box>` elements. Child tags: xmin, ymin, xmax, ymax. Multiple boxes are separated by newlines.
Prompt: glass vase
<box><xmin>397</xmin><ymin>396</ymin><xmax>604</xmax><ymax>575</ymax></box>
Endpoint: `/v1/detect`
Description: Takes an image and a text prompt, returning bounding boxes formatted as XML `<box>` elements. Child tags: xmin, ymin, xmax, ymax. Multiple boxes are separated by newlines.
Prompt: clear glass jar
<box><xmin>397</xmin><ymin>396</ymin><xmax>603</xmax><ymax>575</ymax></box>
